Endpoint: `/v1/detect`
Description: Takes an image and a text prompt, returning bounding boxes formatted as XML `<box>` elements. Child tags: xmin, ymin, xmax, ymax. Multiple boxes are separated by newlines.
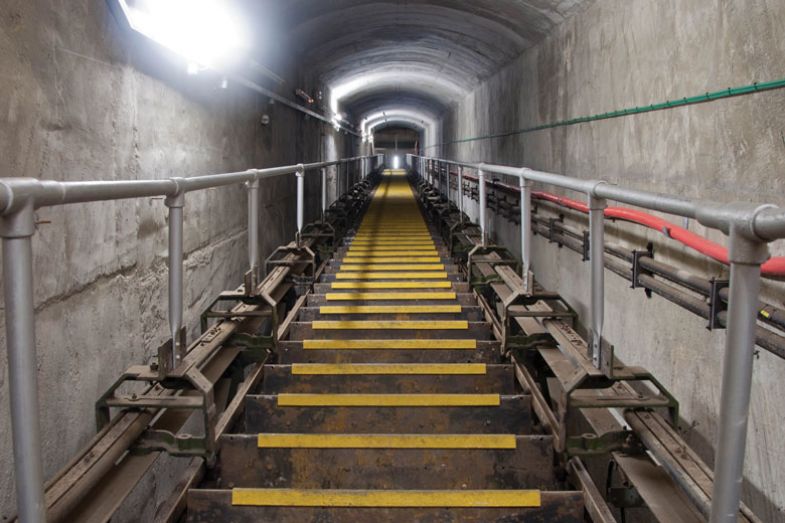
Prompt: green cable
<box><xmin>426</xmin><ymin>77</ymin><xmax>785</xmax><ymax>149</ymax></box>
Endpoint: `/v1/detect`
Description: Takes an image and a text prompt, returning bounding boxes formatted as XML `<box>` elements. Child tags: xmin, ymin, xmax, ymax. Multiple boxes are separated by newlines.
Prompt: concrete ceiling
<box><xmin>251</xmin><ymin>1</ymin><xmax>588</xmax><ymax>133</ymax></box>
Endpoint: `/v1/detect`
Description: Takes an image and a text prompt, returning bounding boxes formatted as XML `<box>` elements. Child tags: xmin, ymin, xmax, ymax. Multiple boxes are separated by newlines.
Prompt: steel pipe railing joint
<box><xmin>0</xmin><ymin>178</ymin><xmax>44</xmax><ymax>217</ymax></box>
<box><xmin>0</xmin><ymin>197</ymin><xmax>36</xmax><ymax>239</ymax></box>
<box><xmin>164</xmin><ymin>178</ymin><xmax>186</xmax><ymax>208</ymax></box>
<box><xmin>695</xmin><ymin>201</ymin><xmax>778</xmax><ymax>244</ymax></box>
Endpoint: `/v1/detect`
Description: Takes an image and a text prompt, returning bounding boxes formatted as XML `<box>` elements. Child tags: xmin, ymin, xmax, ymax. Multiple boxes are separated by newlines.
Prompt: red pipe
<box><xmin>447</xmin><ymin>171</ymin><xmax>785</xmax><ymax>277</ymax></box>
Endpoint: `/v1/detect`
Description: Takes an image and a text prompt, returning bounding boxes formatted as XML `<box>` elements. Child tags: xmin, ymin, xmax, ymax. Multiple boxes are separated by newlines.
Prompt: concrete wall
<box><xmin>442</xmin><ymin>1</ymin><xmax>785</xmax><ymax>520</ymax></box>
<box><xmin>0</xmin><ymin>1</ymin><xmax>353</xmax><ymax>519</ymax></box>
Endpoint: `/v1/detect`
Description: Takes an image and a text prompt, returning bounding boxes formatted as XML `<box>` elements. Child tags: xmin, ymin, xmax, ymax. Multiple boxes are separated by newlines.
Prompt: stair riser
<box><xmin>218</xmin><ymin>434</ymin><xmax>555</xmax><ymax>489</ymax></box>
<box><xmin>244</xmin><ymin>396</ymin><xmax>532</xmax><ymax>433</ymax></box>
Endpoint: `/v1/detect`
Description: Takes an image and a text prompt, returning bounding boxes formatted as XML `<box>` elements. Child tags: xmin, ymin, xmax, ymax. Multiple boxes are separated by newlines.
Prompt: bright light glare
<box><xmin>392</xmin><ymin>156</ymin><xmax>400</xmax><ymax>169</ymax></box>
<box><xmin>120</xmin><ymin>0</ymin><xmax>249</xmax><ymax>68</ymax></box>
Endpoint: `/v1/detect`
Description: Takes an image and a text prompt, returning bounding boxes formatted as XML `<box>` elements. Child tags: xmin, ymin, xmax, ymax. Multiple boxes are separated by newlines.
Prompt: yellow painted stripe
<box><xmin>325</xmin><ymin>291</ymin><xmax>457</xmax><ymax>300</ymax></box>
<box><xmin>302</xmin><ymin>339</ymin><xmax>477</xmax><ymax>350</ymax></box>
<box><xmin>232</xmin><ymin>488</ymin><xmax>540</xmax><ymax>508</ymax></box>
<box><xmin>347</xmin><ymin>248</ymin><xmax>439</xmax><ymax>254</ymax></box>
<box><xmin>339</xmin><ymin>264</ymin><xmax>445</xmax><ymax>271</ymax></box>
<box><xmin>330</xmin><ymin>281</ymin><xmax>453</xmax><ymax>289</ymax></box>
<box><xmin>319</xmin><ymin>305</ymin><xmax>461</xmax><ymax>314</ymax></box>
<box><xmin>291</xmin><ymin>363</ymin><xmax>486</xmax><ymax>375</ymax></box>
<box><xmin>257</xmin><ymin>433</ymin><xmax>514</xmax><ymax>449</ymax></box>
<box><xmin>336</xmin><ymin>272</ymin><xmax>448</xmax><ymax>280</ymax></box>
<box><xmin>353</xmin><ymin>234</ymin><xmax>433</xmax><ymax>239</ymax></box>
<box><xmin>352</xmin><ymin>238</ymin><xmax>434</xmax><ymax>246</ymax></box>
<box><xmin>312</xmin><ymin>320</ymin><xmax>469</xmax><ymax>330</ymax></box>
<box><xmin>343</xmin><ymin>257</ymin><xmax>442</xmax><ymax>263</ymax></box>
<box><xmin>277</xmin><ymin>393</ymin><xmax>500</xmax><ymax>407</ymax></box>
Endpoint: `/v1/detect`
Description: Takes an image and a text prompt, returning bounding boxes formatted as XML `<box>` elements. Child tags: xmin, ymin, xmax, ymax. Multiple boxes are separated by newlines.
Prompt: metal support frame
<box><xmin>411</xmin><ymin>154</ymin><xmax>785</xmax><ymax>522</ymax></box>
<box><xmin>710</xmin><ymin>232</ymin><xmax>768</xmax><ymax>523</ymax></box>
<box><xmin>1</xmin><ymin>202</ymin><xmax>46</xmax><ymax>523</ymax></box>
<box><xmin>478</xmin><ymin>168</ymin><xmax>487</xmax><ymax>246</ymax></box>
<box><xmin>458</xmin><ymin>166</ymin><xmax>464</xmax><ymax>224</ymax></box>
<box><xmin>519</xmin><ymin>176</ymin><xmax>533</xmax><ymax>294</ymax></box>
<box><xmin>164</xmin><ymin>188</ymin><xmax>186</xmax><ymax>376</ymax></box>
<box><xmin>295</xmin><ymin>164</ymin><xmax>305</xmax><ymax>246</ymax></box>
<box><xmin>0</xmin><ymin>154</ymin><xmax>380</xmax><ymax>521</ymax></box>
<box><xmin>246</xmin><ymin>179</ymin><xmax>260</xmax><ymax>293</ymax></box>
<box><xmin>588</xmin><ymin>195</ymin><xmax>607</xmax><ymax>370</ymax></box>
<box><xmin>320</xmin><ymin>167</ymin><xmax>327</xmax><ymax>221</ymax></box>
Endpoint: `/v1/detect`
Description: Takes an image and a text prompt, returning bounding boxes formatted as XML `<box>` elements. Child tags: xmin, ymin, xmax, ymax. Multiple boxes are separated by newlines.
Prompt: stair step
<box><xmin>186</xmin><ymin>489</ymin><xmax>585</xmax><ymax>522</ymax></box>
<box><xmin>311</xmin><ymin>291</ymin><xmax>464</xmax><ymax>303</ymax></box>
<box><xmin>339</xmin><ymin>257</ymin><xmax>443</xmax><ymax>263</ymax></box>
<box><xmin>289</xmin><ymin>322</ymin><xmax>491</xmax><ymax>340</ymax></box>
<box><xmin>260</xmin><ymin>364</ymin><xmax>515</xmax><ymax>393</ymax></box>
<box><xmin>311</xmin><ymin>320</ymin><xmax>469</xmax><ymax>330</ymax></box>
<box><xmin>243</xmin><ymin>394</ymin><xmax>532</xmax><ymax>433</ymax></box>
<box><xmin>278</xmin><ymin>340</ymin><xmax>501</xmax><ymax>364</ymax></box>
<box><xmin>317</xmin><ymin>305</ymin><xmax>462</xmax><ymax>313</ymax></box>
<box><xmin>326</xmin><ymin>271</ymin><xmax>454</xmax><ymax>280</ymax></box>
<box><xmin>276</xmin><ymin>393</ymin><xmax>502</xmax><ymax>407</ymax></box>
<box><xmin>255</xmin><ymin>433</ymin><xmax>518</xmax><ymax>448</ymax></box>
<box><xmin>216</xmin><ymin>434</ymin><xmax>555</xmax><ymax>489</ymax></box>
<box><xmin>318</xmin><ymin>281</ymin><xmax>458</xmax><ymax>291</ymax></box>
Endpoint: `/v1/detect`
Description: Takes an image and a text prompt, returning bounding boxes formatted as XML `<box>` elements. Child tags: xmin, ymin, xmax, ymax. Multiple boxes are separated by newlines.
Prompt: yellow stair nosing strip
<box><xmin>302</xmin><ymin>339</ymin><xmax>477</xmax><ymax>350</ymax></box>
<box><xmin>335</xmin><ymin>272</ymin><xmax>449</xmax><ymax>280</ymax></box>
<box><xmin>330</xmin><ymin>281</ymin><xmax>453</xmax><ymax>289</ymax></box>
<box><xmin>342</xmin><ymin>257</ymin><xmax>442</xmax><ymax>263</ymax></box>
<box><xmin>276</xmin><ymin>393</ymin><xmax>501</xmax><ymax>407</ymax></box>
<box><xmin>256</xmin><ymin>433</ymin><xmax>515</xmax><ymax>449</ymax></box>
<box><xmin>338</xmin><ymin>264</ymin><xmax>445</xmax><ymax>271</ymax></box>
<box><xmin>318</xmin><ymin>305</ymin><xmax>461</xmax><ymax>314</ymax></box>
<box><xmin>311</xmin><ymin>320</ymin><xmax>469</xmax><ymax>330</ymax></box>
<box><xmin>291</xmin><ymin>363</ymin><xmax>486</xmax><ymax>375</ymax></box>
<box><xmin>324</xmin><ymin>291</ymin><xmax>457</xmax><ymax>300</ymax></box>
<box><xmin>231</xmin><ymin>488</ymin><xmax>541</xmax><ymax>508</ymax></box>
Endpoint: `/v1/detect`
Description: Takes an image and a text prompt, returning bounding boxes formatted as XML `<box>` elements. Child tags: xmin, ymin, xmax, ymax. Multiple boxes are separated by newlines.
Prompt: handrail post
<box><xmin>519</xmin><ymin>174</ymin><xmax>533</xmax><ymax>294</ymax></box>
<box><xmin>246</xmin><ymin>177</ymin><xmax>260</xmax><ymax>281</ymax></box>
<box><xmin>320</xmin><ymin>167</ymin><xmax>327</xmax><ymax>221</ymax></box>
<box><xmin>1</xmin><ymin>200</ymin><xmax>46</xmax><ymax>523</ymax></box>
<box><xmin>165</xmin><ymin>187</ymin><xmax>185</xmax><ymax>366</ymax></box>
<box><xmin>478</xmin><ymin>167</ymin><xmax>487</xmax><ymax>246</ymax></box>
<box><xmin>458</xmin><ymin>166</ymin><xmax>464</xmax><ymax>224</ymax></box>
<box><xmin>445</xmin><ymin>164</ymin><xmax>450</xmax><ymax>203</ymax></box>
<box><xmin>295</xmin><ymin>165</ymin><xmax>305</xmax><ymax>246</ymax></box>
<box><xmin>710</xmin><ymin>232</ymin><xmax>769</xmax><ymax>523</ymax></box>
<box><xmin>588</xmin><ymin>194</ymin><xmax>607</xmax><ymax>369</ymax></box>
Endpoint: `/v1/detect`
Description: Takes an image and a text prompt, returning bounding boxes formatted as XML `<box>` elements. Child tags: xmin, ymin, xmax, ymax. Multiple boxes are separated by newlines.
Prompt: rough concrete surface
<box><xmin>442</xmin><ymin>0</ymin><xmax>785</xmax><ymax>520</ymax></box>
<box><xmin>0</xmin><ymin>1</ymin><xmax>352</xmax><ymax>520</ymax></box>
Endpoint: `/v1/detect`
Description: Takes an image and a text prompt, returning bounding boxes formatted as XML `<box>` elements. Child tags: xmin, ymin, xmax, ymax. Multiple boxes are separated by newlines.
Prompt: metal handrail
<box><xmin>409</xmin><ymin>152</ymin><xmax>783</xmax><ymax>523</ymax></box>
<box><xmin>0</xmin><ymin>153</ymin><xmax>383</xmax><ymax>523</ymax></box>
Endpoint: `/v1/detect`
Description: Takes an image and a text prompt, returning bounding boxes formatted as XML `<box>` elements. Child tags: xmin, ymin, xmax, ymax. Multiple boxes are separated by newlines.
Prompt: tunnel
<box><xmin>2</xmin><ymin>1</ymin><xmax>785</xmax><ymax>522</ymax></box>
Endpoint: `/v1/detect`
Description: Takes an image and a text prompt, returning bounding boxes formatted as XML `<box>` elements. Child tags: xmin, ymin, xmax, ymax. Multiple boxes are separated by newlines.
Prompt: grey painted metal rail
<box><xmin>0</xmin><ymin>154</ymin><xmax>382</xmax><ymax>523</ymax></box>
<box><xmin>409</xmin><ymin>153</ymin><xmax>785</xmax><ymax>523</ymax></box>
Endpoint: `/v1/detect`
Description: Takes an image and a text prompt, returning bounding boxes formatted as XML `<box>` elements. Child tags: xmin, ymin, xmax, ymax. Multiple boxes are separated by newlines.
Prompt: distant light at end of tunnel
<box><xmin>392</xmin><ymin>156</ymin><xmax>400</xmax><ymax>169</ymax></box>
<box><xmin>117</xmin><ymin>0</ymin><xmax>250</xmax><ymax>70</ymax></box>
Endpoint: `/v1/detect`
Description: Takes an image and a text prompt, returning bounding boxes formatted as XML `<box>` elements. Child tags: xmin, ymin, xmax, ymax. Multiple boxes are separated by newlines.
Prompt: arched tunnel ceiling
<box><xmin>249</xmin><ymin>1</ymin><xmax>589</xmax><ymax>126</ymax></box>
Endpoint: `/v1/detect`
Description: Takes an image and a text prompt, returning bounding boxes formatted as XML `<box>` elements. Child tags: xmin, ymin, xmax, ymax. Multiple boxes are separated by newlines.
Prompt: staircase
<box><xmin>186</xmin><ymin>169</ymin><xmax>585</xmax><ymax>522</ymax></box>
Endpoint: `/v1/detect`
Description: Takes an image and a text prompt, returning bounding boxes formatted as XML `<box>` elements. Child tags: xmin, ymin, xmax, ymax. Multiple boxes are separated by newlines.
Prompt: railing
<box><xmin>408</xmin><ymin>153</ymin><xmax>785</xmax><ymax>523</ymax></box>
<box><xmin>0</xmin><ymin>153</ymin><xmax>382</xmax><ymax>523</ymax></box>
